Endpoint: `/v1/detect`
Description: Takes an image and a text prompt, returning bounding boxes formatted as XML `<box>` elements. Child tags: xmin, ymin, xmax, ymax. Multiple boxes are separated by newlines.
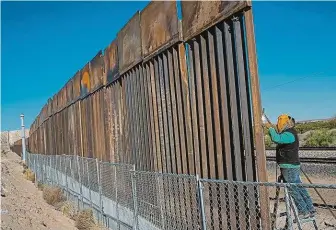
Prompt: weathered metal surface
<box><xmin>117</xmin><ymin>11</ymin><xmax>142</xmax><ymax>74</ymax></box>
<box><xmin>181</xmin><ymin>1</ymin><xmax>249</xmax><ymax>41</ymax></box>
<box><xmin>167</xmin><ymin>48</ymin><xmax>181</xmax><ymax>174</ymax></box>
<box><xmin>47</xmin><ymin>98</ymin><xmax>53</xmax><ymax>118</ymax></box>
<box><xmin>89</xmin><ymin>51</ymin><xmax>104</xmax><ymax>91</ymax></box>
<box><xmin>65</xmin><ymin>79</ymin><xmax>74</xmax><ymax>104</ymax></box>
<box><xmin>28</xmin><ymin>4</ymin><xmax>268</xmax><ymax>227</ymax></box>
<box><xmin>244</xmin><ymin>8</ymin><xmax>271</xmax><ymax>229</ymax></box>
<box><xmin>206</xmin><ymin>29</ymin><xmax>224</xmax><ymax>180</ymax></box>
<box><xmin>144</xmin><ymin>62</ymin><xmax>157</xmax><ymax>171</ymax></box>
<box><xmin>80</xmin><ymin>63</ymin><xmax>91</xmax><ymax>98</ymax></box>
<box><xmin>104</xmin><ymin>85</ymin><xmax>114</xmax><ymax>162</ymax></box>
<box><xmin>140</xmin><ymin>1</ymin><xmax>179</xmax><ymax>58</ymax></box>
<box><xmin>149</xmin><ymin>60</ymin><xmax>162</xmax><ymax>172</ymax></box>
<box><xmin>154</xmin><ymin>57</ymin><xmax>166</xmax><ymax>173</ymax></box>
<box><xmin>177</xmin><ymin>44</ymin><xmax>193</xmax><ymax>176</ymax></box>
<box><xmin>104</xmin><ymin>40</ymin><xmax>119</xmax><ymax>85</ymax></box>
<box><xmin>73</xmin><ymin>71</ymin><xmax>81</xmax><ymax>100</ymax></box>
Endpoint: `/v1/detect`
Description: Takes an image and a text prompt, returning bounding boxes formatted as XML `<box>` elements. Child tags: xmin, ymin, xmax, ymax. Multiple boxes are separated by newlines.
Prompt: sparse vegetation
<box><xmin>263</xmin><ymin>118</ymin><xmax>336</xmax><ymax>147</ymax></box>
<box><xmin>23</xmin><ymin>169</ymin><xmax>35</xmax><ymax>183</ymax></box>
<box><xmin>295</xmin><ymin>118</ymin><xmax>336</xmax><ymax>134</ymax></box>
<box><xmin>303</xmin><ymin>129</ymin><xmax>336</xmax><ymax>147</ymax></box>
<box><xmin>43</xmin><ymin>186</ymin><xmax>65</xmax><ymax>206</ymax></box>
<box><xmin>54</xmin><ymin>201</ymin><xmax>77</xmax><ymax>220</ymax></box>
<box><xmin>37</xmin><ymin>182</ymin><xmax>44</xmax><ymax>191</ymax></box>
<box><xmin>75</xmin><ymin>209</ymin><xmax>96</xmax><ymax>230</ymax></box>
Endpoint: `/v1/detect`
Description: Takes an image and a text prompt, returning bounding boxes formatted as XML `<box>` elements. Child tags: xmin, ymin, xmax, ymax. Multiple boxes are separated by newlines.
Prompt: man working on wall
<box><xmin>265</xmin><ymin>114</ymin><xmax>316</xmax><ymax>219</ymax></box>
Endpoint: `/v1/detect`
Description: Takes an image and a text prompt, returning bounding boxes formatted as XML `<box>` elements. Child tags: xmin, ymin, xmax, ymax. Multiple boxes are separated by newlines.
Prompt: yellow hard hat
<box><xmin>277</xmin><ymin>114</ymin><xmax>294</xmax><ymax>133</ymax></box>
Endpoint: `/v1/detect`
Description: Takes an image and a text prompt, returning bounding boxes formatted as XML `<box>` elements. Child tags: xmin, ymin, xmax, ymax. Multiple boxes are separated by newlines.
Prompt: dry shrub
<box><xmin>54</xmin><ymin>201</ymin><xmax>77</xmax><ymax>220</ymax></box>
<box><xmin>37</xmin><ymin>182</ymin><xmax>44</xmax><ymax>191</ymax></box>
<box><xmin>75</xmin><ymin>209</ymin><xmax>96</xmax><ymax>230</ymax></box>
<box><xmin>43</xmin><ymin>186</ymin><xmax>65</xmax><ymax>206</ymax></box>
<box><xmin>90</xmin><ymin>223</ymin><xmax>108</xmax><ymax>230</ymax></box>
<box><xmin>24</xmin><ymin>169</ymin><xmax>35</xmax><ymax>182</ymax></box>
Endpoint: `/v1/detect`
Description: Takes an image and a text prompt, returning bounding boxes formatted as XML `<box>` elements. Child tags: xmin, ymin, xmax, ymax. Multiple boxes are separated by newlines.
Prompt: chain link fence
<box><xmin>26</xmin><ymin>152</ymin><xmax>336</xmax><ymax>230</ymax></box>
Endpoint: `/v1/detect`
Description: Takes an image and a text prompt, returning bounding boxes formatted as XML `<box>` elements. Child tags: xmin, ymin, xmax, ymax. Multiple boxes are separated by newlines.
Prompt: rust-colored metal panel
<box><xmin>47</xmin><ymin>98</ymin><xmax>53</xmax><ymax>117</ymax></box>
<box><xmin>52</xmin><ymin>94</ymin><xmax>58</xmax><ymax>114</ymax></box>
<box><xmin>191</xmin><ymin>39</ymin><xmax>208</xmax><ymax>178</ymax></box>
<box><xmin>167</xmin><ymin>48</ymin><xmax>181</xmax><ymax>174</ymax></box>
<box><xmin>181</xmin><ymin>1</ymin><xmax>249</xmax><ymax>41</ymax></box>
<box><xmin>153</xmin><ymin>57</ymin><xmax>166</xmax><ymax>173</ymax></box>
<box><xmin>80</xmin><ymin>63</ymin><xmax>91</xmax><ymax>98</ymax></box>
<box><xmin>139</xmin><ymin>65</ymin><xmax>151</xmax><ymax>170</ymax></box>
<box><xmin>206</xmin><ymin>29</ymin><xmax>224</xmax><ymax>179</ymax></box>
<box><xmin>73</xmin><ymin>71</ymin><xmax>81</xmax><ymax>100</ymax></box>
<box><xmin>200</xmin><ymin>34</ymin><xmax>216</xmax><ymax>179</ymax></box>
<box><xmin>117</xmin><ymin>11</ymin><xmax>142</xmax><ymax>74</ymax></box>
<box><xmin>104</xmin><ymin>85</ymin><xmax>113</xmax><ymax>162</ymax></box>
<box><xmin>66</xmin><ymin>79</ymin><xmax>74</xmax><ymax>103</ymax></box>
<box><xmin>68</xmin><ymin>104</ymin><xmax>75</xmax><ymax>155</ymax></box>
<box><xmin>145</xmin><ymin>62</ymin><xmax>158</xmax><ymax>171</ymax></box>
<box><xmin>90</xmin><ymin>51</ymin><xmax>104</xmax><ymax>91</ymax></box>
<box><xmin>140</xmin><ymin>1</ymin><xmax>179</xmax><ymax>58</ymax></box>
<box><xmin>244</xmin><ymin>8</ymin><xmax>270</xmax><ymax>229</ymax></box>
<box><xmin>98</xmin><ymin>89</ymin><xmax>106</xmax><ymax>161</ymax></box>
<box><xmin>104</xmin><ymin>40</ymin><xmax>119</xmax><ymax>85</ymax></box>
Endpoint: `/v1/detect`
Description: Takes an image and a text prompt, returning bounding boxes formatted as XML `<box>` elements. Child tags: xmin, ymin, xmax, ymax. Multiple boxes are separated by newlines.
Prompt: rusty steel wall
<box><xmin>27</xmin><ymin>0</ymin><xmax>267</xmax><ymax>179</ymax></box>
<box><xmin>27</xmin><ymin>2</ymin><xmax>269</xmax><ymax>227</ymax></box>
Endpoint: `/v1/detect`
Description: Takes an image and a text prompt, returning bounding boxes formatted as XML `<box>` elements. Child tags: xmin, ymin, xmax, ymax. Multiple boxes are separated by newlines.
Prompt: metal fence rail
<box><xmin>26</xmin><ymin>152</ymin><xmax>336</xmax><ymax>230</ymax></box>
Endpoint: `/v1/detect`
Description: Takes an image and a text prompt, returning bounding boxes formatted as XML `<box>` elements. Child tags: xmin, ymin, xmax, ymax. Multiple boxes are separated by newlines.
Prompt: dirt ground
<box><xmin>1</xmin><ymin>150</ymin><xmax>77</xmax><ymax>230</ymax></box>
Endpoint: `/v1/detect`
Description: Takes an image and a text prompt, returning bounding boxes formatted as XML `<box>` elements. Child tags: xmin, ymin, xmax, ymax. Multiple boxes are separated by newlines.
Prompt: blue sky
<box><xmin>1</xmin><ymin>1</ymin><xmax>336</xmax><ymax>131</ymax></box>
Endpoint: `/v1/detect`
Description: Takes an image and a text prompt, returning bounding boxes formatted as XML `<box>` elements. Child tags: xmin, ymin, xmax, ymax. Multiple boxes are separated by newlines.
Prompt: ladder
<box><xmin>271</xmin><ymin>175</ymin><xmax>318</xmax><ymax>230</ymax></box>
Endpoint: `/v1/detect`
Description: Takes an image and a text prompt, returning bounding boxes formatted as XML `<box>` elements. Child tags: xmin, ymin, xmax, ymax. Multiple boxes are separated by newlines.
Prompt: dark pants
<box><xmin>280</xmin><ymin>167</ymin><xmax>315</xmax><ymax>214</ymax></box>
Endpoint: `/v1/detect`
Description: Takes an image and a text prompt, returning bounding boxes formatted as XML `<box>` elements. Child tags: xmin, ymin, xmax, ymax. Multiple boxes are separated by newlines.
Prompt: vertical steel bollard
<box><xmin>76</xmin><ymin>155</ymin><xmax>84</xmax><ymax>209</ymax></box>
<box><xmin>197</xmin><ymin>175</ymin><xmax>207</xmax><ymax>230</ymax></box>
<box><xmin>131</xmin><ymin>165</ymin><xmax>138</xmax><ymax>230</ymax></box>
<box><xmin>96</xmin><ymin>158</ymin><xmax>104</xmax><ymax>225</ymax></box>
<box><xmin>284</xmin><ymin>185</ymin><xmax>293</xmax><ymax>229</ymax></box>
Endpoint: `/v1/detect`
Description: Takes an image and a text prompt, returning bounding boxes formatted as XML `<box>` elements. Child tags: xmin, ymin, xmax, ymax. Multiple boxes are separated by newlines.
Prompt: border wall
<box><xmin>27</xmin><ymin>2</ymin><xmax>270</xmax><ymax>228</ymax></box>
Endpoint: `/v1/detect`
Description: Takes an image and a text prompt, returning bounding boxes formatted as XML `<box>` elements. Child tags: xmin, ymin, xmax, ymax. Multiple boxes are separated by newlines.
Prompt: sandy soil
<box><xmin>1</xmin><ymin>150</ymin><xmax>77</xmax><ymax>230</ymax></box>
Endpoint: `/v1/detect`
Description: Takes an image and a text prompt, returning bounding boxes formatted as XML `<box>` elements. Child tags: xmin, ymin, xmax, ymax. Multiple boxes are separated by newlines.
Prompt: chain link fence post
<box><xmin>76</xmin><ymin>155</ymin><xmax>84</xmax><ymax>209</ymax></box>
<box><xmin>131</xmin><ymin>165</ymin><xmax>139</xmax><ymax>230</ymax></box>
<box><xmin>197</xmin><ymin>175</ymin><xmax>207</xmax><ymax>230</ymax></box>
<box><xmin>96</xmin><ymin>158</ymin><xmax>104</xmax><ymax>225</ymax></box>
